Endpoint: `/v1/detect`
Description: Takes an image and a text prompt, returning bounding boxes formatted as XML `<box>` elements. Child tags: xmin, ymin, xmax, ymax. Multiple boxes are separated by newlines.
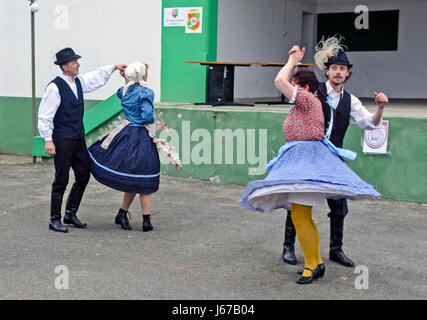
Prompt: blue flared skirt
<box><xmin>240</xmin><ymin>141</ymin><xmax>381</xmax><ymax>212</ymax></box>
<box><xmin>88</xmin><ymin>126</ymin><xmax>160</xmax><ymax>194</ymax></box>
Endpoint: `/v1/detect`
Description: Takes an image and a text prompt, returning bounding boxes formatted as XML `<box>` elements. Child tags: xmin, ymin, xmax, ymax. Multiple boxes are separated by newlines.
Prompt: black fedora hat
<box><xmin>324</xmin><ymin>50</ymin><xmax>353</xmax><ymax>68</ymax></box>
<box><xmin>54</xmin><ymin>47</ymin><xmax>82</xmax><ymax>65</ymax></box>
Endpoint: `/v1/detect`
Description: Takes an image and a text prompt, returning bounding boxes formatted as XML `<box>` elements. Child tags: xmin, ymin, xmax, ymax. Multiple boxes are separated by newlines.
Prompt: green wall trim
<box><xmin>161</xmin><ymin>0</ymin><xmax>218</xmax><ymax>102</ymax></box>
<box><xmin>31</xmin><ymin>94</ymin><xmax>123</xmax><ymax>158</ymax></box>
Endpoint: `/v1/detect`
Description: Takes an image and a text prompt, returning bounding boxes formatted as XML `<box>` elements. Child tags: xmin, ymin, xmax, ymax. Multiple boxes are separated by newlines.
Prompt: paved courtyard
<box><xmin>0</xmin><ymin>155</ymin><xmax>426</xmax><ymax>300</ymax></box>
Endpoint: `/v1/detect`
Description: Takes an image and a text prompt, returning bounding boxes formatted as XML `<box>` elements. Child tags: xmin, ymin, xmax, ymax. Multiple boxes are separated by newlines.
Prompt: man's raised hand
<box><xmin>374</xmin><ymin>92</ymin><xmax>389</xmax><ymax>109</ymax></box>
<box><xmin>115</xmin><ymin>64</ymin><xmax>127</xmax><ymax>71</ymax></box>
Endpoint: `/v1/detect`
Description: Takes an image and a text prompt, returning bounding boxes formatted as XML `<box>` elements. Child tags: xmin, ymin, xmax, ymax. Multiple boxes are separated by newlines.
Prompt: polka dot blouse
<box><xmin>283</xmin><ymin>88</ymin><xmax>325</xmax><ymax>142</ymax></box>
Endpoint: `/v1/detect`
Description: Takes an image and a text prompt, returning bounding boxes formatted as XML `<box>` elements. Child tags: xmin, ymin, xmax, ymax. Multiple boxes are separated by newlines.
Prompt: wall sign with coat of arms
<box><xmin>362</xmin><ymin>120</ymin><xmax>389</xmax><ymax>155</ymax></box>
<box><xmin>164</xmin><ymin>7</ymin><xmax>203</xmax><ymax>34</ymax></box>
<box><xmin>185</xmin><ymin>8</ymin><xmax>202</xmax><ymax>33</ymax></box>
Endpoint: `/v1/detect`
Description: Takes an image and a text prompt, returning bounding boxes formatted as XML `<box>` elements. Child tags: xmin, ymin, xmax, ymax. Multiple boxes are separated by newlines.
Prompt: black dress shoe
<box><xmin>142</xmin><ymin>215</ymin><xmax>153</xmax><ymax>232</ymax></box>
<box><xmin>282</xmin><ymin>245</ymin><xmax>297</xmax><ymax>265</ymax></box>
<box><xmin>115</xmin><ymin>208</ymin><xmax>132</xmax><ymax>230</ymax></box>
<box><xmin>316</xmin><ymin>263</ymin><xmax>325</xmax><ymax>278</ymax></box>
<box><xmin>63</xmin><ymin>213</ymin><xmax>87</xmax><ymax>228</ymax></box>
<box><xmin>329</xmin><ymin>248</ymin><xmax>354</xmax><ymax>267</ymax></box>
<box><xmin>298</xmin><ymin>263</ymin><xmax>325</xmax><ymax>278</ymax></box>
<box><xmin>296</xmin><ymin>268</ymin><xmax>317</xmax><ymax>284</ymax></box>
<box><xmin>49</xmin><ymin>220</ymin><xmax>68</xmax><ymax>233</ymax></box>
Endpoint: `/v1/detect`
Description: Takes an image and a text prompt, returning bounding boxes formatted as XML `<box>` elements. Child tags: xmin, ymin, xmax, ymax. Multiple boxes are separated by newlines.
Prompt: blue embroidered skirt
<box><xmin>88</xmin><ymin>126</ymin><xmax>160</xmax><ymax>194</ymax></box>
<box><xmin>240</xmin><ymin>141</ymin><xmax>381</xmax><ymax>212</ymax></box>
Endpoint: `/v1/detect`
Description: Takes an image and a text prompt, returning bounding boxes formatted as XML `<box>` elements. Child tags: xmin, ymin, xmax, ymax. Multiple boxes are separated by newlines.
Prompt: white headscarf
<box><xmin>122</xmin><ymin>62</ymin><xmax>148</xmax><ymax>96</ymax></box>
<box><xmin>314</xmin><ymin>36</ymin><xmax>347</xmax><ymax>71</ymax></box>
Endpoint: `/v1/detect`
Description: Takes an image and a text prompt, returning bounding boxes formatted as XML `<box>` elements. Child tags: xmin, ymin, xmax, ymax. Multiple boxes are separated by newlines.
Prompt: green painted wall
<box><xmin>344</xmin><ymin>118</ymin><xmax>427</xmax><ymax>202</ymax></box>
<box><xmin>85</xmin><ymin>103</ymin><xmax>427</xmax><ymax>202</ymax></box>
<box><xmin>161</xmin><ymin>0</ymin><xmax>218</xmax><ymax>102</ymax></box>
<box><xmin>0</xmin><ymin>96</ymin><xmax>100</xmax><ymax>155</ymax></box>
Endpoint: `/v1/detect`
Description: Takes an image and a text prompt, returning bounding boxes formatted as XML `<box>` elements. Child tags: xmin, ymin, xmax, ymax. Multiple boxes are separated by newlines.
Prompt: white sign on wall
<box><xmin>164</xmin><ymin>7</ymin><xmax>203</xmax><ymax>34</ymax></box>
<box><xmin>164</xmin><ymin>8</ymin><xmax>187</xmax><ymax>27</ymax></box>
<box><xmin>363</xmin><ymin>121</ymin><xmax>389</xmax><ymax>154</ymax></box>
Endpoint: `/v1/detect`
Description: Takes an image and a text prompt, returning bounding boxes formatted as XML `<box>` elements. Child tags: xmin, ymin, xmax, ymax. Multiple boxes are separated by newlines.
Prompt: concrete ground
<box><xmin>0</xmin><ymin>154</ymin><xmax>426</xmax><ymax>300</ymax></box>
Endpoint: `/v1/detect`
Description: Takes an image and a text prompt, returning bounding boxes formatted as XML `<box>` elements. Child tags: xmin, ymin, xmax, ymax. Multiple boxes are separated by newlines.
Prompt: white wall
<box><xmin>316</xmin><ymin>0</ymin><xmax>427</xmax><ymax>99</ymax></box>
<box><xmin>2</xmin><ymin>0</ymin><xmax>425</xmax><ymax>101</ymax></box>
<box><xmin>218</xmin><ymin>0</ymin><xmax>427</xmax><ymax>99</ymax></box>
<box><xmin>0</xmin><ymin>0</ymin><xmax>162</xmax><ymax>101</ymax></box>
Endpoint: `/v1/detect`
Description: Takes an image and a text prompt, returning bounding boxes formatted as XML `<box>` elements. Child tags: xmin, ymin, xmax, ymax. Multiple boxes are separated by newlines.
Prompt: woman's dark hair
<box><xmin>293</xmin><ymin>68</ymin><xmax>326</xmax><ymax>103</ymax></box>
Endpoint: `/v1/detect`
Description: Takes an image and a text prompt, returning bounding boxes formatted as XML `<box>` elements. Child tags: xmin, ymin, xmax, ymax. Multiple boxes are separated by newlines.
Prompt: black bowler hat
<box><xmin>324</xmin><ymin>50</ymin><xmax>353</xmax><ymax>68</ymax></box>
<box><xmin>54</xmin><ymin>47</ymin><xmax>82</xmax><ymax>65</ymax></box>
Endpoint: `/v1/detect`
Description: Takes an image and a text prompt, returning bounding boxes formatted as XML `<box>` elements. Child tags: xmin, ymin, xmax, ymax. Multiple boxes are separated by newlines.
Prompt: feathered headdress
<box><xmin>314</xmin><ymin>35</ymin><xmax>348</xmax><ymax>71</ymax></box>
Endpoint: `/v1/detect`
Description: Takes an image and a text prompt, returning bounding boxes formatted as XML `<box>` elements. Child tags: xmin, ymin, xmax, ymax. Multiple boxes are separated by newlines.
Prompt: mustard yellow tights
<box><xmin>291</xmin><ymin>203</ymin><xmax>323</xmax><ymax>277</ymax></box>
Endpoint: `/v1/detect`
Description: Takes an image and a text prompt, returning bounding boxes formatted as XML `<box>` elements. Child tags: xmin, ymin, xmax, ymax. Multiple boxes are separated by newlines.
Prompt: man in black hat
<box><xmin>38</xmin><ymin>47</ymin><xmax>126</xmax><ymax>232</ymax></box>
<box><xmin>282</xmin><ymin>42</ymin><xmax>388</xmax><ymax>267</ymax></box>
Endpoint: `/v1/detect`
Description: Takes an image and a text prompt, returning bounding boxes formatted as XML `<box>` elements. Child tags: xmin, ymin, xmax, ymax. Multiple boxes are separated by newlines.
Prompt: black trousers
<box><xmin>51</xmin><ymin>137</ymin><xmax>90</xmax><ymax>199</ymax></box>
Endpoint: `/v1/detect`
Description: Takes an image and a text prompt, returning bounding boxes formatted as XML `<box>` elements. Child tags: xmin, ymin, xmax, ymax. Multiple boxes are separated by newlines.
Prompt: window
<box><xmin>317</xmin><ymin>10</ymin><xmax>399</xmax><ymax>51</ymax></box>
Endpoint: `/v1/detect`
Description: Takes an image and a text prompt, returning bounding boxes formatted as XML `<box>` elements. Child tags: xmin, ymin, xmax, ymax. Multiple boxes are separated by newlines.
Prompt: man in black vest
<box><xmin>282</xmin><ymin>48</ymin><xmax>389</xmax><ymax>267</ymax></box>
<box><xmin>38</xmin><ymin>47</ymin><xmax>126</xmax><ymax>232</ymax></box>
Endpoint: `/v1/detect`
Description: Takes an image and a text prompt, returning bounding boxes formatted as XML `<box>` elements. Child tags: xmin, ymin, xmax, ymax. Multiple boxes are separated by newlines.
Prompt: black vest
<box><xmin>319</xmin><ymin>82</ymin><xmax>351</xmax><ymax>148</ymax></box>
<box><xmin>51</xmin><ymin>76</ymin><xmax>85</xmax><ymax>140</ymax></box>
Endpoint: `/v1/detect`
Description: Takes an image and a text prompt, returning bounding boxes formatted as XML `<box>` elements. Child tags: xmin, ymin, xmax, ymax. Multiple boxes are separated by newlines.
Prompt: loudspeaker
<box><xmin>207</xmin><ymin>65</ymin><xmax>234</xmax><ymax>104</ymax></box>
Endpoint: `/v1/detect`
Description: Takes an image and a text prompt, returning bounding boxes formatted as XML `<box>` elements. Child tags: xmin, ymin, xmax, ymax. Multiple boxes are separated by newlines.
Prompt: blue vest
<box><xmin>51</xmin><ymin>76</ymin><xmax>85</xmax><ymax>140</ymax></box>
<box><xmin>319</xmin><ymin>82</ymin><xmax>351</xmax><ymax>148</ymax></box>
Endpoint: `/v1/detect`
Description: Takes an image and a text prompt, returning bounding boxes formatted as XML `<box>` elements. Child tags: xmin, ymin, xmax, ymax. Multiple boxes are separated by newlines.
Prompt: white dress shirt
<box><xmin>325</xmin><ymin>81</ymin><xmax>379</xmax><ymax>130</ymax></box>
<box><xmin>38</xmin><ymin>65</ymin><xmax>117</xmax><ymax>141</ymax></box>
